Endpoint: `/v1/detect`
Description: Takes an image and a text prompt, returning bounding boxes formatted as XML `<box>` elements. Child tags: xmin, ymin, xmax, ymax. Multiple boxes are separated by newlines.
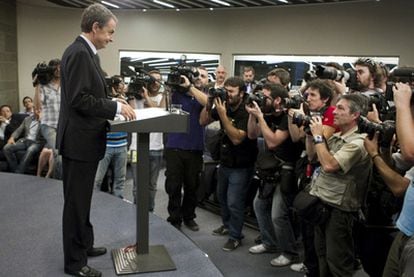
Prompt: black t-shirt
<box><xmin>264</xmin><ymin>113</ymin><xmax>301</xmax><ymax>163</ymax></box>
<box><xmin>212</xmin><ymin>102</ymin><xmax>258</xmax><ymax>168</ymax></box>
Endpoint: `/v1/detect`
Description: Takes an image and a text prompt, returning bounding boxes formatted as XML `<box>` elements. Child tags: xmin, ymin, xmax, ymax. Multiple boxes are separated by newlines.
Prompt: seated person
<box><xmin>3</xmin><ymin>109</ymin><xmax>44</xmax><ymax>173</ymax></box>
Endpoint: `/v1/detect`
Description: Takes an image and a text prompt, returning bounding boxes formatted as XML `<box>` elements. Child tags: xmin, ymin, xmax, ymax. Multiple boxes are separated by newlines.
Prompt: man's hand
<box><xmin>214</xmin><ymin>97</ymin><xmax>227</xmax><ymax>119</ymax></box>
<box><xmin>393</xmin><ymin>82</ymin><xmax>412</xmax><ymax>108</ymax></box>
<box><xmin>364</xmin><ymin>131</ymin><xmax>380</xmax><ymax>157</ymax></box>
<box><xmin>245</xmin><ymin>101</ymin><xmax>263</xmax><ymax>119</ymax></box>
<box><xmin>120</xmin><ymin>103</ymin><xmax>136</xmax><ymax>121</ymax></box>
<box><xmin>179</xmin><ymin>75</ymin><xmax>191</xmax><ymax>89</ymax></box>
<box><xmin>367</xmin><ymin>103</ymin><xmax>381</xmax><ymax>123</ymax></box>
<box><xmin>309</xmin><ymin>115</ymin><xmax>324</xmax><ymax>136</ymax></box>
<box><xmin>0</xmin><ymin>116</ymin><xmax>7</xmax><ymax>123</ymax></box>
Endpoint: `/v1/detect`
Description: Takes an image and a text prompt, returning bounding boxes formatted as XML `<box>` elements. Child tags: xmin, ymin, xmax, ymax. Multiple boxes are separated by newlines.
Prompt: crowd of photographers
<box><xmin>2</xmin><ymin>56</ymin><xmax>414</xmax><ymax>276</ymax></box>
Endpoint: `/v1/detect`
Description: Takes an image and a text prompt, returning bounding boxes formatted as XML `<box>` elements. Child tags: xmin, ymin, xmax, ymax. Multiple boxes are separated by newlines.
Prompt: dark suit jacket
<box><xmin>57</xmin><ymin>36</ymin><xmax>117</xmax><ymax>162</ymax></box>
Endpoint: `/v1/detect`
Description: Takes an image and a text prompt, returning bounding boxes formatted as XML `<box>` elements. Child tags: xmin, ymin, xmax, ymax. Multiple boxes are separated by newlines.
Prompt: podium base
<box><xmin>112</xmin><ymin>245</ymin><xmax>176</xmax><ymax>275</ymax></box>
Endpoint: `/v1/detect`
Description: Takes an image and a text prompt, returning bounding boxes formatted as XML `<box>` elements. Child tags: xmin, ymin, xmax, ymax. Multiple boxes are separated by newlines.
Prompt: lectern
<box><xmin>109</xmin><ymin>108</ymin><xmax>189</xmax><ymax>275</ymax></box>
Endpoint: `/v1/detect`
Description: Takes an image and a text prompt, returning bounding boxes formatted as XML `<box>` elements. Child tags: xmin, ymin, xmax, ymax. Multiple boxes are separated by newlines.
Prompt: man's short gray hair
<box><xmin>81</xmin><ymin>3</ymin><xmax>117</xmax><ymax>33</ymax></box>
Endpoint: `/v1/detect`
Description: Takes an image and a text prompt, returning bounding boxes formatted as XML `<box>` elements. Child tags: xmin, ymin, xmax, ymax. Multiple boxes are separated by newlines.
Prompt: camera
<box><xmin>126</xmin><ymin>75</ymin><xmax>155</xmax><ymax>100</ymax></box>
<box><xmin>292</xmin><ymin>112</ymin><xmax>312</xmax><ymax>128</ymax></box>
<box><xmin>207</xmin><ymin>87</ymin><xmax>227</xmax><ymax>110</ymax></box>
<box><xmin>282</xmin><ymin>94</ymin><xmax>305</xmax><ymax>109</ymax></box>
<box><xmin>361</xmin><ymin>91</ymin><xmax>394</xmax><ymax>116</ymax></box>
<box><xmin>32</xmin><ymin>62</ymin><xmax>56</xmax><ymax>86</ymax></box>
<box><xmin>358</xmin><ymin>116</ymin><xmax>396</xmax><ymax>147</ymax></box>
<box><xmin>303</xmin><ymin>70</ymin><xmax>317</xmax><ymax>83</ymax></box>
<box><xmin>315</xmin><ymin>65</ymin><xmax>350</xmax><ymax>82</ymax></box>
<box><xmin>247</xmin><ymin>91</ymin><xmax>273</xmax><ymax>114</ymax></box>
<box><xmin>166</xmin><ymin>65</ymin><xmax>199</xmax><ymax>87</ymax></box>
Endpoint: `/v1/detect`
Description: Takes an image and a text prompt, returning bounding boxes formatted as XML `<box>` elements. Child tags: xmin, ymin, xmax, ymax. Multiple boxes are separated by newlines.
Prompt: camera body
<box><xmin>166</xmin><ymin>65</ymin><xmax>199</xmax><ymax>87</ymax></box>
<box><xmin>247</xmin><ymin>91</ymin><xmax>273</xmax><ymax>114</ymax></box>
<box><xmin>282</xmin><ymin>94</ymin><xmax>305</xmax><ymax>109</ymax></box>
<box><xmin>361</xmin><ymin>91</ymin><xmax>394</xmax><ymax>117</ymax></box>
<box><xmin>292</xmin><ymin>112</ymin><xmax>312</xmax><ymax>128</ymax></box>
<box><xmin>126</xmin><ymin>75</ymin><xmax>155</xmax><ymax>100</ymax></box>
<box><xmin>358</xmin><ymin>116</ymin><xmax>395</xmax><ymax>147</ymax></box>
<box><xmin>32</xmin><ymin>62</ymin><xmax>56</xmax><ymax>86</ymax></box>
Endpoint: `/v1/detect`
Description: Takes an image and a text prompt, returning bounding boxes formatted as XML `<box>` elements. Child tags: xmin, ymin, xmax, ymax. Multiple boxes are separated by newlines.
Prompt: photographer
<box><xmin>164</xmin><ymin>66</ymin><xmax>208</xmax><ymax>231</ymax></box>
<box><xmin>130</xmin><ymin>70</ymin><xmax>166</xmax><ymax>211</ymax></box>
<box><xmin>246</xmin><ymin>83</ymin><xmax>301</xmax><ymax>266</ymax></box>
<box><xmin>200</xmin><ymin>77</ymin><xmax>258</xmax><ymax>251</ymax></box>
<box><xmin>33</xmin><ymin>58</ymin><xmax>61</xmax><ymax>179</ymax></box>
<box><xmin>308</xmin><ymin>94</ymin><xmax>372</xmax><ymax>277</ymax></box>
<box><xmin>287</xmin><ymin>79</ymin><xmax>337</xmax><ymax>276</ymax></box>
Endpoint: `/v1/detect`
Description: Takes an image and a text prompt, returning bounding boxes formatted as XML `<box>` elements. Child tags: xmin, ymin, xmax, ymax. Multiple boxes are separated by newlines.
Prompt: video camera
<box><xmin>166</xmin><ymin>55</ymin><xmax>199</xmax><ymax>92</ymax></box>
<box><xmin>125</xmin><ymin>66</ymin><xmax>157</xmax><ymax>100</ymax></box>
<box><xmin>32</xmin><ymin>62</ymin><xmax>56</xmax><ymax>87</ymax></box>
<box><xmin>358</xmin><ymin>116</ymin><xmax>395</xmax><ymax>148</ymax></box>
<box><xmin>246</xmin><ymin>91</ymin><xmax>273</xmax><ymax>114</ymax></box>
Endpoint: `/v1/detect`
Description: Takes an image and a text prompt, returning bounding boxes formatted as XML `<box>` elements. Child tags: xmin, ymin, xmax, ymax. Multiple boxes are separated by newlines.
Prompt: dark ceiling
<box><xmin>44</xmin><ymin>0</ymin><xmax>371</xmax><ymax>11</ymax></box>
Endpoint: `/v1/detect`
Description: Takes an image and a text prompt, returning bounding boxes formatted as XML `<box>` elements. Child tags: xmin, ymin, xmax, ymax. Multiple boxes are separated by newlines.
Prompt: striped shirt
<box><xmin>40</xmin><ymin>83</ymin><xmax>60</xmax><ymax>128</ymax></box>
<box><xmin>106</xmin><ymin>132</ymin><xmax>128</xmax><ymax>148</ymax></box>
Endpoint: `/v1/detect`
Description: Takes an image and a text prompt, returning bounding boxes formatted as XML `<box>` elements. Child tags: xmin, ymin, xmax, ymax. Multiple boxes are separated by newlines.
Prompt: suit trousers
<box><xmin>62</xmin><ymin>157</ymin><xmax>99</xmax><ymax>271</ymax></box>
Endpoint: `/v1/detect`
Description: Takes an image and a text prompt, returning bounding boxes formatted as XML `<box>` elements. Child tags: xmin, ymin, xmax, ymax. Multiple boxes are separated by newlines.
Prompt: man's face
<box><xmin>148</xmin><ymin>73</ymin><xmax>162</xmax><ymax>93</ymax></box>
<box><xmin>243</xmin><ymin>70</ymin><xmax>254</xmax><ymax>83</ymax></box>
<box><xmin>215</xmin><ymin>66</ymin><xmax>227</xmax><ymax>83</ymax></box>
<box><xmin>0</xmin><ymin>107</ymin><xmax>12</xmax><ymax>119</ymax></box>
<box><xmin>355</xmin><ymin>65</ymin><xmax>373</xmax><ymax>91</ymax></box>
<box><xmin>54</xmin><ymin>65</ymin><xmax>61</xmax><ymax>79</ymax></box>
<box><xmin>333</xmin><ymin>99</ymin><xmax>357</xmax><ymax>128</ymax></box>
<box><xmin>93</xmin><ymin>18</ymin><xmax>116</xmax><ymax>50</ymax></box>
<box><xmin>194</xmin><ymin>69</ymin><xmax>209</xmax><ymax>88</ymax></box>
<box><xmin>23</xmin><ymin>98</ymin><xmax>33</xmax><ymax>110</ymax></box>
<box><xmin>225</xmin><ymin>85</ymin><xmax>243</xmax><ymax>107</ymax></box>
<box><xmin>306</xmin><ymin>87</ymin><xmax>326</xmax><ymax>111</ymax></box>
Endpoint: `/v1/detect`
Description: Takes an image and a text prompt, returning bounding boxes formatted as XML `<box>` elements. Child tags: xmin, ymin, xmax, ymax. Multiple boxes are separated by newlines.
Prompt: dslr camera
<box><xmin>246</xmin><ymin>91</ymin><xmax>273</xmax><ymax>114</ymax></box>
<box><xmin>32</xmin><ymin>62</ymin><xmax>56</xmax><ymax>87</ymax></box>
<box><xmin>361</xmin><ymin>91</ymin><xmax>394</xmax><ymax>117</ymax></box>
<box><xmin>207</xmin><ymin>87</ymin><xmax>227</xmax><ymax>110</ymax></box>
<box><xmin>315</xmin><ymin>65</ymin><xmax>350</xmax><ymax>82</ymax></box>
<box><xmin>282</xmin><ymin>94</ymin><xmax>305</xmax><ymax>109</ymax></box>
<box><xmin>358</xmin><ymin>116</ymin><xmax>396</xmax><ymax>147</ymax></box>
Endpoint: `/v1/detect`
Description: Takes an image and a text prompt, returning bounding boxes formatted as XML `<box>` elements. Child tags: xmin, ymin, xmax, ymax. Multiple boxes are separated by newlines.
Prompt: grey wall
<box><xmin>15</xmin><ymin>0</ymin><xmax>414</xmax><ymax>107</ymax></box>
<box><xmin>0</xmin><ymin>0</ymin><xmax>18</xmax><ymax>111</ymax></box>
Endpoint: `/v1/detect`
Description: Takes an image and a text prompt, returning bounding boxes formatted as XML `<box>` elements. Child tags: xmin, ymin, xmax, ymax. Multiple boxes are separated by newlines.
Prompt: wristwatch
<box><xmin>313</xmin><ymin>135</ymin><xmax>324</xmax><ymax>144</ymax></box>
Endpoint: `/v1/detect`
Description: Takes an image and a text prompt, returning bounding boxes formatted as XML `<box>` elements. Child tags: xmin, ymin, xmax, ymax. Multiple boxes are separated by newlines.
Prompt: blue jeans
<box><xmin>132</xmin><ymin>150</ymin><xmax>163</xmax><ymax>211</ymax></box>
<box><xmin>254</xmin><ymin>184</ymin><xmax>298</xmax><ymax>257</ymax></box>
<box><xmin>94</xmin><ymin>146</ymin><xmax>127</xmax><ymax>198</ymax></box>
<box><xmin>3</xmin><ymin>139</ymin><xmax>42</xmax><ymax>173</ymax></box>
<box><xmin>217</xmin><ymin>165</ymin><xmax>254</xmax><ymax>241</ymax></box>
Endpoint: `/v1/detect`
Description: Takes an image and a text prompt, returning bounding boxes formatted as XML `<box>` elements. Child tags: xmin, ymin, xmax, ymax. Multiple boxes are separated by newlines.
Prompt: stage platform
<box><xmin>0</xmin><ymin>173</ymin><xmax>223</xmax><ymax>276</ymax></box>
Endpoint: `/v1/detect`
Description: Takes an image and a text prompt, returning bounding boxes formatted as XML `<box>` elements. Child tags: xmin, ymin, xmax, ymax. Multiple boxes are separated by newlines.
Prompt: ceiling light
<box><xmin>142</xmin><ymin>9</ymin><xmax>147</xmax><ymax>12</ymax></box>
<box><xmin>210</xmin><ymin>0</ymin><xmax>231</xmax><ymax>7</ymax></box>
<box><xmin>153</xmin><ymin>0</ymin><xmax>175</xmax><ymax>9</ymax></box>
<box><xmin>101</xmin><ymin>1</ymin><xmax>119</xmax><ymax>8</ymax></box>
<box><xmin>209</xmin><ymin>7</ymin><xmax>214</xmax><ymax>11</ymax></box>
<box><xmin>277</xmin><ymin>0</ymin><xmax>289</xmax><ymax>3</ymax></box>
<box><xmin>176</xmin><ymin>8</ymin><xmax>180</xmax><ymax>11</ymax></box>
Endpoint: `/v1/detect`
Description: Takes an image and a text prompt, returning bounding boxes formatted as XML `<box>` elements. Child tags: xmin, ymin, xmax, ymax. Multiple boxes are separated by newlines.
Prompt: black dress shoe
<box><xmin>184</xmin><ymin>219</ymin><xmax>199</xmax><ymax>231</ymax></box>
<box><xmin>86</xmin><ymin>247</ymin><xmax>107</xmax><ymax>257</ymax></box>
<box><xmin>65</xmin><ymin>265</ymin><xmax>102</xmax><ymax>277</ymax></box>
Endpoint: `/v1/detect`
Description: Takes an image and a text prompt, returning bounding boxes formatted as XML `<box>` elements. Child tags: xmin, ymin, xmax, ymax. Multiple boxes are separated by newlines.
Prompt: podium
<box><xmin>109</xmin><ymin>108</ymin><xmax>189</xmax><ymax>275</ymax></box>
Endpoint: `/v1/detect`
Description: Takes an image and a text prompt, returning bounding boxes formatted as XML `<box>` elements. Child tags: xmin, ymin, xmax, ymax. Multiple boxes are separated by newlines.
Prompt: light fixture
<box><xmin>210</xmin><ymin>0</ymin><xmax>231</xmax><ymax>7</ymax></box>
<box><xmin>176</xmin><ymin>8</ymin><xmax>180</xmax><ymax>11</ymax></box>
<box><xmin>101</xmin><ymin>1</ymin><xmax>119</xmax><ymax>8</ymax></box>
<box><xmin>277</xmin><ymin>0</ymin><xmax>289</xmax><ymax>3</ymax></box>
<box><xmin>153</xmin><ymin>0</ymin><xmax>175</xmax><ymax>8</ymax></box>
<box><xmin>209</xmin><ymin>7</ymin><xmax>214</xmax><ymax>11</ymax></box>
<box><xmin>142</xmin><ymin>9</ymin><xmax>147</xmax><ymax>12</ymax></box>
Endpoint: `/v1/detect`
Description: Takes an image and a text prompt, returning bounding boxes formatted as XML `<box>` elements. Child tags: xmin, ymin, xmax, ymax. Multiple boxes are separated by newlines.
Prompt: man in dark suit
<box><xmin>57</xmin><ymin>4</ymin><xmax>135</xmax><ymax>277</ymax></box>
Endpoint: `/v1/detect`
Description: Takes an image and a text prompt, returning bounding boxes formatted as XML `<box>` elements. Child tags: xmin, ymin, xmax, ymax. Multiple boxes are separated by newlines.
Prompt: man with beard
<box><xmin>201</xmin><ymin>76</ymin><xmax>258</xmax><ymax>251</ymax></box>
